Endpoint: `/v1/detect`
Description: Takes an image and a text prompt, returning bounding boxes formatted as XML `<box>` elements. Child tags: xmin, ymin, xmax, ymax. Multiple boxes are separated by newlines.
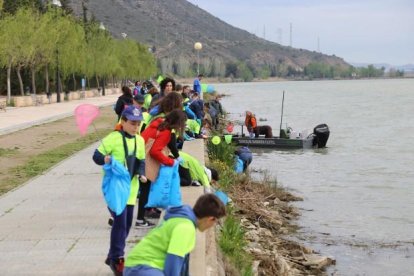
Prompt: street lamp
<box><xmin>99</xmin><ymin>22</ymin><xmax>106</xmax><ymax>96</ymax></box>
<box><xmin>194</xmin><ymin>42</ymin><xmax>202</xmax><ymax>75</ymax></box>
<box><xmin>52</xmin><ymin>0</ymin><xmax>62</xmax><ymax>7</ymax></box>
<box><xmin>52</xmin><ymin>0</ymin><xmax>62</xmax><ymax>102</ymax></box>
<box><xmin>120</xmin><ymin>32</ymin><xmax>128</xmax><ymax>86</ymax></box>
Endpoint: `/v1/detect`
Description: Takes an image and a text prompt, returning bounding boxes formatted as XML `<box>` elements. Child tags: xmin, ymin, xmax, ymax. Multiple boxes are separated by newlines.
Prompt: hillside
<box><xmin>69</xmin><ymin>0</ymin><xmax>350</xmax><ymax>76</ymax></box>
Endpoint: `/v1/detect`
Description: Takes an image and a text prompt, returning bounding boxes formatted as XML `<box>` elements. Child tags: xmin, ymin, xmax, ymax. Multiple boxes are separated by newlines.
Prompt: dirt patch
<box><xmin>223</xmin><ymin>175</ymin><xmax>335</xmax><ymax>275</ymax></box>
<box><xmin>0</xmin><ymin>106</ymin><xmax>117</xmax><ymax>194</ymax></box>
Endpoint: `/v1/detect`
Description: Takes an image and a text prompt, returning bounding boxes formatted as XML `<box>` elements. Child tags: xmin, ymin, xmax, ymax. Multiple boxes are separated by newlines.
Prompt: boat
<box><xmin>228</xmin><ymin>91</ymin><xmax>330</xmax><ymax>149</ymax></box>
<box><xmin>231</xmin><ymin>124</ymin><xmax>330</xmax><ymax>149</ymax></box>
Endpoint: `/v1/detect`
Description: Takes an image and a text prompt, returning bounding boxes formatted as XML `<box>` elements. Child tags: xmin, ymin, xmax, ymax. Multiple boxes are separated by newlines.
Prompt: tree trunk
<box><xmin>16</xmin><ymin>65</ymin><xmax>24</xmax><ymax>96</ymax></box>
<box><xmin>6</xmin><ymin>61</ymin><xmax>12</xmax><ymax>104</ymax></box>
<box><xmin>59</xmin><ymin>75</ymin><xmax>63</xmax><ymax>94</ymax></box>
<box><xmin>95</xmin><ymin>75</ymin><xmax>100</xmax><ymax>89</ymax></box>
<box><xmin>45</xmin><ymin>64</ymin><xmax>49</xmax><ymax>95</ymax></box>
<box><xmin>31</xmin><ymin>64</ymin><xmax>36</xmax><ymax>95</ymax></box>
<box><xmin>72</xmin><ymin>73</ymin><xmax>76</xmax><ymax>91</ymax></box>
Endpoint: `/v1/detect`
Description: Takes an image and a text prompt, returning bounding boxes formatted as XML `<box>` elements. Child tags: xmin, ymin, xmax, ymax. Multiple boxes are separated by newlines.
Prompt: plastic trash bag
<box><xmin>102</xmin><ymin>158</ymin><xmax>131</xmax><ymax>215</ymax></box>
<box><xmin>185</xmin><ymin>105</ymin><xmax>196</xmax><ymax>120</ymax></box>
<box><xmin>215</xmin><ymin>190</ymin><xmax>229</xmax><ymax>205</ymax></box>
<box><xmin>234</xmin><ymin>156</ymin><xmax>244</xmax><ymax>174</ymax></box>
<box><xmin>146</xmin><ymin>162</ymin><xmax>182</xmax><ymax>209</ymax></box>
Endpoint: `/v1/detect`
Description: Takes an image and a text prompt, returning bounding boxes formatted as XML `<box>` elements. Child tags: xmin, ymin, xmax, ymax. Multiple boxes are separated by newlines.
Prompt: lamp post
<box><xmin>121</xmin><ymin>33</ymin><xmax>128</xmax><ymax>86</ymax></box>
<box><xmin>99</xmin><ymin>22</ymin><xmax>106</xmax><ymax>96</ymax></box>
<box><xmin>194</xmin><ymin>42</ymin><xmax>202</xmax><ymax>75</ymax></box>
<box><xmin>52</xmin><ymin>0</ymin><xmax>62</xmax><ymax>102</ymax></box>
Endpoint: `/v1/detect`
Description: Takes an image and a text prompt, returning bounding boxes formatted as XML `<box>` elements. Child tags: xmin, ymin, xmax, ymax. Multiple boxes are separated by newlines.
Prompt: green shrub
<box><xmin>219</xmin><ymin>210</ymin><xmax>253</xmax><ymax>275</ymax></box>
<box><xmin>206</xmin><ymin>136</ymin><xmax>236</xmax><ymax>169</ymax></box>
<box><xmin>207</xmin><ymin>130</ymin><xmax>253</xmax><ymax>275</ymax></box>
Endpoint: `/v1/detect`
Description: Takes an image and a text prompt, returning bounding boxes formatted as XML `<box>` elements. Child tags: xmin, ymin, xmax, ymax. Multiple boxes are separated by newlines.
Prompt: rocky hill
<box><xmin>69</xmin><ymin>0</ymin><xmax>349</xmax><ymax>76</ymax></box>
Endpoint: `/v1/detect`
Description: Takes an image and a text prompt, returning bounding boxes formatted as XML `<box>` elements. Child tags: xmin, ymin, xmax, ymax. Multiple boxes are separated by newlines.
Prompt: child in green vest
<box><xmin>93</xmin><ymin>105</ymin><xmax>147</xmax><ymax>276</ymax></box>
<box><xmin>124</xmin><ymin>193</ymin><xmax>226</xmax><ymax>276</ymax></box>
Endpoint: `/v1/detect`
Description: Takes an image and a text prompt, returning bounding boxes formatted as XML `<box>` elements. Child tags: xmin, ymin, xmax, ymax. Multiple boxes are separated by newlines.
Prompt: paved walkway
<box><xmin>0</xmin><ymin>96</ymin><xmax>209</xmax><ymax>275</ymax></box>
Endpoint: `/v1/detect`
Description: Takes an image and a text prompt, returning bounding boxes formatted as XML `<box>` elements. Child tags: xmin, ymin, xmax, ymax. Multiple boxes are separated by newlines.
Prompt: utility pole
<box><xmin>263</xmin><ymin>25</ymin><xmax>266</xmax><ymax>40</ymax></box>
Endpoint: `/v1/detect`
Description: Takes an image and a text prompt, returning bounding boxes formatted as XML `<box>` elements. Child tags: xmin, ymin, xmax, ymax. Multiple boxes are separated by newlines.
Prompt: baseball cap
<box><xmin>121</xmin><ymin>105</ymin><xmax>143</xmax><ymax>121</ymax></box>
<box><xmin>133</xmin><ymin>94</ymin><xmax>145</xmax><ymax>103</ymax></box>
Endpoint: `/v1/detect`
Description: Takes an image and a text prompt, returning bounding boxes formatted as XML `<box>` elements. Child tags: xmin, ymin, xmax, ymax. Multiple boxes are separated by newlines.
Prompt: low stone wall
<box><xmin>0</xmin><ymin>98</ymin><xmax>6</xmax><ymax>111</ymax></box>
<box><xmin>11</xmin><ymin>87</ymin><xmax>120</xmax><ymax>107</ymax></box>
<box><xmin>181</xmin><ymin>140</ymin><xmax>222</xmax><ymax>276</ymax></box>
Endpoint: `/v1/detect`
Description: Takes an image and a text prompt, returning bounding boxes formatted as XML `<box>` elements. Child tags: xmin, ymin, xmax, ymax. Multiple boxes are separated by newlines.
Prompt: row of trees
<box><xmin>159</xmin><ymin>56</ymin><xmax>391</xmax><ymax>82</ymax></box>
<box><xmin>0</xmin><ymin>3</ymin><xmax>156</xmax><ymax>103</ymax></box>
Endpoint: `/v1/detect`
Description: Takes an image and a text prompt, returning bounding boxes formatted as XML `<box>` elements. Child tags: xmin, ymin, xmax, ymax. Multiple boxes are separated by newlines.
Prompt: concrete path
<box><xmin>0</xmin><ymin>96</ymin><xmax>211</xmax><ymax>275</ymax></box>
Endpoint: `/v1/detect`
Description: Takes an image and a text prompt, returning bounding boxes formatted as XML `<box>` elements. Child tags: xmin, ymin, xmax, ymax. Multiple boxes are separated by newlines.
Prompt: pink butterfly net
<box><xmin>74</xmin><ymin>104</ymin><xmax>100</xmax><ymax>135</ymax></box>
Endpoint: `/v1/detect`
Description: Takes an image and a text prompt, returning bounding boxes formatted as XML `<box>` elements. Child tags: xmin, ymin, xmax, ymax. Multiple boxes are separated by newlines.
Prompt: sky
<box><xmin>187</xmin><ymin>0</ymin><xmax>414</xmax><ymax>66</ymax></box>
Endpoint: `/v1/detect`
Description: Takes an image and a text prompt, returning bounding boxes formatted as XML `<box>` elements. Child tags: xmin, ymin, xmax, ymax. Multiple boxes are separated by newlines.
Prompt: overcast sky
<box><xmin>187</xmin><ymin>0</ymin><xmax>414</xmax><ymax>65</ymax></box>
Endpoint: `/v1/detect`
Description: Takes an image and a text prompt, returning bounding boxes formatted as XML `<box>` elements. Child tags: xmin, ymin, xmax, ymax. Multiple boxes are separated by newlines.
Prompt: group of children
<box><xmin>94</xmin><ymin>80</ymin><xmax>227</xmax><ymax>276</ymax></box>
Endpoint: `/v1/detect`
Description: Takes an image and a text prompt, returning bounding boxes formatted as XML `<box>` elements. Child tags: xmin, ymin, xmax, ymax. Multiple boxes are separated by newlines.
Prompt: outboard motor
<box><xmin>312</xmin><ymin>124</ymin><xmax>330</xmax><ymax>148</ymax></box>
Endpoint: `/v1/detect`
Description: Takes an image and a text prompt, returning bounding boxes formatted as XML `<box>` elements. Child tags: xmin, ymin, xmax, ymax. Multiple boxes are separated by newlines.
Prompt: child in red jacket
<box><xmin>135</xmin><ymin>110</ymin><xmax>187</xmax><ymax>227</ymax></box>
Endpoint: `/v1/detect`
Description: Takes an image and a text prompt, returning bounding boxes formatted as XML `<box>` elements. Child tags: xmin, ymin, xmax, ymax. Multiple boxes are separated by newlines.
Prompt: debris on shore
<box><xmin>223</xmin><ymin>174</ymin><xmax>335</xmax><ymax>275</ymax></box>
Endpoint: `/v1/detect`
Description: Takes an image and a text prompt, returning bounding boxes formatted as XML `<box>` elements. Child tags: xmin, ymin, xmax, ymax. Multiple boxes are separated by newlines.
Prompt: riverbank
<box><xmin>222</xmin><ymin>174</ymin><xmax>335</xmax><ymax>275</ymax></box>
<box><xmin>175</xmin><ymin>76</ymin><xmax>287</xmax><ymax>85</ymax></box>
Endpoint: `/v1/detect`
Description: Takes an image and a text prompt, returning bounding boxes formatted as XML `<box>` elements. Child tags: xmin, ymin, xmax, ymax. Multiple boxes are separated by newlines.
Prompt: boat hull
<box><xmin>232</xmin><ymin>136</ymin><xmax>314</xmax><ymax>149</ymax></box>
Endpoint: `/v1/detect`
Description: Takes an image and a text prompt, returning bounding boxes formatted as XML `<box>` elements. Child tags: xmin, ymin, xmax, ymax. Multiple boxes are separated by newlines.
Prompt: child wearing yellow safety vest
<box><xmin>124</xmin><ymin>194</ymin><xmax>226</xmax><ymax>276</ymax></box>
<box><xmin>92</xmin><ymin>105</ymin><xmax>146</xmax><ymax>276</ymax></box>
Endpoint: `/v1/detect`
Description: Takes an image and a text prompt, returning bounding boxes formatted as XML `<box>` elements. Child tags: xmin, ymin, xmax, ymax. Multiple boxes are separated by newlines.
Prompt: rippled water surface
<box><xmin>215</xmin><ymin>79</ymin><xmax>414</xmax><ymax>275</ymax></box>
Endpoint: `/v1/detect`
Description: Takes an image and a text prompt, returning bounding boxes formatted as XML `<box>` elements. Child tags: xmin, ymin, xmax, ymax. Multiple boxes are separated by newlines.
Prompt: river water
<box><xmin>216</xmin><ymin>79</ymin><xmax>414</xmax><ymax>276</ymax></box>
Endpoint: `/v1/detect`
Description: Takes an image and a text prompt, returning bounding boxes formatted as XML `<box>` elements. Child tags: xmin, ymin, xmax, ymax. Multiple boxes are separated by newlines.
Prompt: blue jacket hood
<box><xmin>164</xmin><ymin>205</ymin><xmax>197</xmax><ymax>226</ymax></box>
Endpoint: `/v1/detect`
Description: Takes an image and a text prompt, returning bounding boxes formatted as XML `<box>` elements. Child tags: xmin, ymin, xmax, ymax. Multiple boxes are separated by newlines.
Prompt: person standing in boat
<box><xmin>245</xmin><ymin>111</ymin><xmax>273</xmax><ymax>138</ymax></box>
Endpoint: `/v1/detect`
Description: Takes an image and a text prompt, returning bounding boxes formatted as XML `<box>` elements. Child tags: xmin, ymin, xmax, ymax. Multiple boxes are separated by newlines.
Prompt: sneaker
<box><xmin>135</xmin><ymin>219</ymin><xmax>155</xmax><ymax>229</ymax></box>
<box><xmin>109</xmin><ymin>257</ymin><xmax>124</xmax><ymax>276</ymax></box>
<box><xmin>108</xmin><ymin>217</ymin><xmax>114</xmax><ymax>227</ymax></box>
<box><xmin>191</xmin><ymin>181</ymin><xmax>201</xmax><ymax>187</ymax></box>
<box><xmin>145</xmin><ymin>209</ymin><xmax>161</xmax><ymax>219</ymax></box>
